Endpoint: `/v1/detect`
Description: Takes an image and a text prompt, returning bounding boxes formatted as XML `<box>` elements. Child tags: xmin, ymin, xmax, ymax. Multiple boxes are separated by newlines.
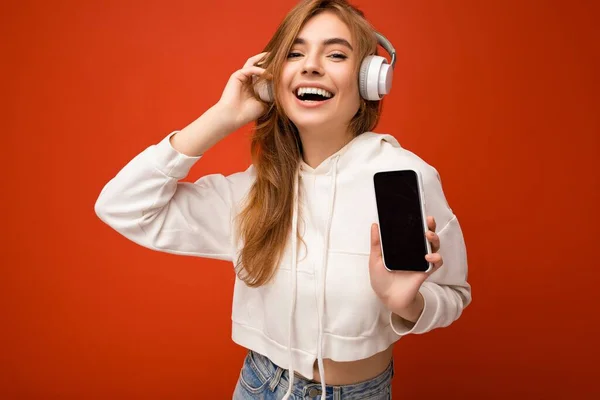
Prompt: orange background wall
<box><xmin>2</xmin><ymin>0</ymin><xmax>598</xmax><ymax>398</ymax></box>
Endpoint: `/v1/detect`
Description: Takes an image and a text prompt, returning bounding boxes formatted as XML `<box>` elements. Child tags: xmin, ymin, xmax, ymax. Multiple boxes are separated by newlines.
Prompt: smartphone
<box><xmin>373</xmin><ymin>169</ymin><xmax>432</xmax><ymax>272</ymax></box>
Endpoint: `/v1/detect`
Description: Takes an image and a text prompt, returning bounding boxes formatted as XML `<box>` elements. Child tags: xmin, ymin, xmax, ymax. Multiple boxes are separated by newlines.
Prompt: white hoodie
<box><xmin>95</xmin><ymin>130</ymin><xmax>471</xmax><ymax>399</ymax></box>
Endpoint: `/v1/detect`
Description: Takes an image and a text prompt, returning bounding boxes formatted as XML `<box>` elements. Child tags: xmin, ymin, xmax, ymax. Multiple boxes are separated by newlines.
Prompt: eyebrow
<box><xmin>293</xmin><ymin>37</ymin><xmax>354</xmax><ymax>51</ymax></box>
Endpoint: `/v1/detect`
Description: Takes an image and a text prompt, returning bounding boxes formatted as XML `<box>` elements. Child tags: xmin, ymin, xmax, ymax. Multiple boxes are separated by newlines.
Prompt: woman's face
<box><xmin>278</xmin><ymin>11</ymin><xmax>360</xmax><ymax>134</ymax></box>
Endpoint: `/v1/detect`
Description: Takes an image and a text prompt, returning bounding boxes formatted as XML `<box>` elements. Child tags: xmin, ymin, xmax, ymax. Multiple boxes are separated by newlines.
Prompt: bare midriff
<box><xmin>297</xmin><ymin>343</ymin><xmax>394</xmax><ymax>385</ymax></box>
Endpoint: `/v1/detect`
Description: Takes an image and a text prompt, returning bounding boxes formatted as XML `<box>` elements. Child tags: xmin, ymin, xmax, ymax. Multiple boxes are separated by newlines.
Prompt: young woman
<box><xmin>95</xmin><ymin>0</ymin><xmax>471</xmax><ymax>399</ymax></box>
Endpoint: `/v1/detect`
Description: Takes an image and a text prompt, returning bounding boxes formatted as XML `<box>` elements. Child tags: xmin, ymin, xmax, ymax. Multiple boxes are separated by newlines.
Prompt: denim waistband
<box><xmin>248</xmin><ymin>350</ymin><xmax>394</xmax><ymax>398</ymax></box>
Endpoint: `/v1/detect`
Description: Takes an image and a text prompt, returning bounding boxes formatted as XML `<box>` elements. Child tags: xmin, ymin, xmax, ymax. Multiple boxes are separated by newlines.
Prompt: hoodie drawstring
<box><xmin>316</xmin><ymin>155</ymin><xmax>340</xmax><ymax>400</ymax></box>
<box><xmin>282</xmin><ymin>155</ymin><xmax>340</xmax><ymax>400</ymax></box>
<box><xmin>281</xmin><ymin>165</ymin><xmax>300</xmax><ymax>400</ymax></box>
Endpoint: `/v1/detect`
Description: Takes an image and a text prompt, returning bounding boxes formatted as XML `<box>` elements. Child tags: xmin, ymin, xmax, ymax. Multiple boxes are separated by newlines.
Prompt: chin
<box><xmin>289</xmin><ymin>114</ymin><xmax>333</xmax><ymax>131</ymax></box>
<box><xmin>282</xmin><ymin>101</ymin><xmax>333</xmax><ymax>129</ymax></box>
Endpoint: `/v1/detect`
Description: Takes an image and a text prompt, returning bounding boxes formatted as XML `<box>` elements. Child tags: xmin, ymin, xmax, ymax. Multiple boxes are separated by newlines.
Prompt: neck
<box><xmin>298</xmin><ymin>125</ymin><xmax>353</xmax><ymax>169</ymax></box>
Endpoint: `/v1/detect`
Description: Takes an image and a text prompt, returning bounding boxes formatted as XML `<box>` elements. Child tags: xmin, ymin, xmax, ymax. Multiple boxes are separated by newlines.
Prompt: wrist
<box><xmin>209</xmin><ymin>103</ymin><xmax>241</xmax><ymax>135</ymax></box>
<box><xmin>392</xmin><ymin>292</ymin><xmax>424</xmax><ymax>324</ymax></box>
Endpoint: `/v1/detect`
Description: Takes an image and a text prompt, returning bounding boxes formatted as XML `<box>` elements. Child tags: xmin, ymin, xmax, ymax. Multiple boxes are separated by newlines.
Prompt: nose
<box><xmin>301</xmin><ymin>53</ymin><xmax>324</xmax><ymax>76</ymax></box>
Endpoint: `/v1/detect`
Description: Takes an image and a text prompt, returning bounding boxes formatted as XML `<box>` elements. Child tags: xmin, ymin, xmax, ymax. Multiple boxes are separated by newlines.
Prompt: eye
<box><xmin>287</xmin><ymin>52</ymin><xmax>303</xmax><ymax>59</ymax></box>
<box><xmin>329</xmin><ymin>53</ymin><xmax>348</xmax><ymax>60</ymax></box>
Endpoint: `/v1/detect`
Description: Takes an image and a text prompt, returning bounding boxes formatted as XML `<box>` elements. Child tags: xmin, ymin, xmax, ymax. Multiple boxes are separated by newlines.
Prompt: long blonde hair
<box><xmin>235</xmin><ymin>0</ymin><xmax>383</xmax><ymax>287</ymax></box>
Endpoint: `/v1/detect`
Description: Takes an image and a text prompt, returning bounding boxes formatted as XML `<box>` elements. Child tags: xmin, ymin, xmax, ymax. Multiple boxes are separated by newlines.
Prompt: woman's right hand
<box><xmin>215</xmin><ymin>52</ymin><xmax>271</xmax><ymax>132</ymax></box>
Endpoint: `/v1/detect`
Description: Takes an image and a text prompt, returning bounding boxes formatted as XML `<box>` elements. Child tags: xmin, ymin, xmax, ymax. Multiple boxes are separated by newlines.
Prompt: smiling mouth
<box><xmin>295</xmin><ymin>87</ymin><xmax>335</xmax><ymax>102</ymax></box>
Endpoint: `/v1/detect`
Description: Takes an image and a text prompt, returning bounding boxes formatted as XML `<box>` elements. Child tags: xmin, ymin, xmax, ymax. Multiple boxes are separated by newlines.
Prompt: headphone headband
<box><xmin>374</xmin><ymin>31</ymin><xmax>396</xmax><ymax>68</ymax></box>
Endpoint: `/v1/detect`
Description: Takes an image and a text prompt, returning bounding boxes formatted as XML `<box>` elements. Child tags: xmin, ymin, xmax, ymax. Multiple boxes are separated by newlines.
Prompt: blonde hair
<box><xmin>235</xmin><ymin>0</ymin><xmax>382</xmax><ymax>287</ymax></box>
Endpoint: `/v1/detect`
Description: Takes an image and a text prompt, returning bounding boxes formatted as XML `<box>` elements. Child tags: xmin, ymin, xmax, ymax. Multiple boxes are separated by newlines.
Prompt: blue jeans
<box><xmin>233</xmin><ymin>350</ymin><xmax>394</xmax><ymax>399</ymax></box>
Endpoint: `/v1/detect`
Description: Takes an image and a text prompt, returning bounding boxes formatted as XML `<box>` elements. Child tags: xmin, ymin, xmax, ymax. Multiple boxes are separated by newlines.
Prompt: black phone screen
<box><xmin>373</xmin><ymin>170</ymin><xmax>429</xmax><ymax>272</ymax></box>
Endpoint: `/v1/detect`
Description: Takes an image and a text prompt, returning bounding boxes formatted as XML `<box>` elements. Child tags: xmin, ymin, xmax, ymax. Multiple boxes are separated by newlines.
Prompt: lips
<box><xmin>294</xmin><ymin>86</ymin><xmax>335</xmax><ymax>102</ymax></box>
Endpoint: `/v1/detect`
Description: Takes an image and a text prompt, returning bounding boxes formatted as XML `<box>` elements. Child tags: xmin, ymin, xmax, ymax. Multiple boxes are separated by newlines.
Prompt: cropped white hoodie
<box><xmin>95</xmin><ymin>130</ymin><xmax>471</xmax><ymax>399</ymax></box>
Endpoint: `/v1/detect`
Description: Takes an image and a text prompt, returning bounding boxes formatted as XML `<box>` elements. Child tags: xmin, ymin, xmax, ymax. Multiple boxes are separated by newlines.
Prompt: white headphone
<box><xmin>254</xmin><ymin>31</ymin><xmax>396</xmax><ymax>102</ymax></box>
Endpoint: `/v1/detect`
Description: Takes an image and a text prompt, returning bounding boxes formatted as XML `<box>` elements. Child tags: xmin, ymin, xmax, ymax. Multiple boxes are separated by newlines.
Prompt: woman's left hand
<box><xmin>368</xmin><ymin>216</ymin><xmax>443</xmax><ymax>314</ymax></box>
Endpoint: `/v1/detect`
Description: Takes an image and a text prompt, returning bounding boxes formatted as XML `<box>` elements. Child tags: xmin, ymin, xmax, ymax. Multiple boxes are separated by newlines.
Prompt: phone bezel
<box><xmin>373</xmin><ymin>168</ymin><xmax>433</xmax><ymax>273</ymax></box>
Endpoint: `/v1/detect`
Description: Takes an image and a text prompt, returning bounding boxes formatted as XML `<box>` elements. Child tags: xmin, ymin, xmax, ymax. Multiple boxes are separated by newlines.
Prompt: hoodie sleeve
<box><xmin>94</xmin><ymin>131</ymin><xmax>250</xmax><ymax>262</ymax></box>
<box><xmin>390</xmin><ymin>165</ymin><xmax>472</xmax><ymax>335</ymax></box>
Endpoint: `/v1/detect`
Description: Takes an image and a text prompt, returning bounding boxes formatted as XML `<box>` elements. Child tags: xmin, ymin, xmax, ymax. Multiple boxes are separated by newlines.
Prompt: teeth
<box><xmin>296</xmin><ymin>87</ymin><xmax>333</xmax><ymax>98</ymax></box>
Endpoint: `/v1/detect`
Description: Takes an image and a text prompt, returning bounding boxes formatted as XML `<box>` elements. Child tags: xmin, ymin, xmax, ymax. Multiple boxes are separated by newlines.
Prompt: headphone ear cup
<box><xmin>359</xmin><ymin>56</ymin><xmax>372</xmax><ymax>100</ymax></box>
<box><xmin>253</xmin><ymin>76</ymin><xmax>274</xmax><ymax>102</ymax></box>
<box><xmin>358</xmin><ymin>55</ymin><xmax>393</xmax><ymax>101</ymax></box>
